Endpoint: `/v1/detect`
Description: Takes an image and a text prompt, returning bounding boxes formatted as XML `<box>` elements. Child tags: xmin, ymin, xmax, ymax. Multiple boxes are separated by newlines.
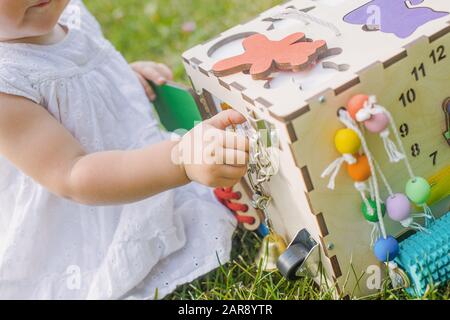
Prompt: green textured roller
<box><xmin>396</xmin><ymin>211</ymin><xmax>450</xmax><ymax>297</ymax></box>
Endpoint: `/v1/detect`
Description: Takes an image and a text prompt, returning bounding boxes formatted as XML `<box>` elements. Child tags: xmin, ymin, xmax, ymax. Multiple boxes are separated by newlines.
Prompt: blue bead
<box><xmin>374</xmin><ymin>236</ymin><xmax>399</xmax><ymax>262</ymax></box>
<box><xmin>257</xmin><ymin>223</ymin><xmax>270</xmax><ymax>237</ymax></box>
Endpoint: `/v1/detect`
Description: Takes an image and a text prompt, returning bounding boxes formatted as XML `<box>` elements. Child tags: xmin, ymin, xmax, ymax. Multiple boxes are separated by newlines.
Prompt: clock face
<box><xmin>374</xmin><ymin>38</ymin><xmax>450</xmax><ymax>208</ymax></box>
<box><xmin>290</xmin><ymin>29</ymin><xmax>450</xmax><ymax>246</ymax></box>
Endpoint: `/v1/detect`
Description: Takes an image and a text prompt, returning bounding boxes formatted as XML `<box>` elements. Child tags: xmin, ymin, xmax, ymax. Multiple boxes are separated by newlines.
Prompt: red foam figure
<box><xmin>212</xmin><ymin>33</ymin><xmax>327</xmax><ymax>80</ymax></box>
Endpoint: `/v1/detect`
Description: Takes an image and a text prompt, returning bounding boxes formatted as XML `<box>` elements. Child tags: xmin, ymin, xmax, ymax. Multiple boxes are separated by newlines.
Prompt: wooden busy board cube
<box><xmin>182</xmin><ymin>0</ymin><xmax>450</xmax><ymax>297</ymax></box>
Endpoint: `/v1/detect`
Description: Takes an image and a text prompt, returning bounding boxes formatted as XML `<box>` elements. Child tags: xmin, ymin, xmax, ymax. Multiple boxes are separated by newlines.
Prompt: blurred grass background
<box><xmin>85</xmin><ymin>0</ymin><xmax>449</xmax><ymax>300</ymax></box>
<box><xmin>86</xmin><ymin>0</ymin><xmax>283</xmax><ymax>82</ymax></box>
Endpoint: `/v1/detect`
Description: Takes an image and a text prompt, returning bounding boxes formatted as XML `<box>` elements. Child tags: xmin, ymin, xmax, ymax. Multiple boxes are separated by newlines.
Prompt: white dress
<box><xmin>0</xmin><ymin>0</ymin><xmax>236</xmax><ymax>300</ymax></box>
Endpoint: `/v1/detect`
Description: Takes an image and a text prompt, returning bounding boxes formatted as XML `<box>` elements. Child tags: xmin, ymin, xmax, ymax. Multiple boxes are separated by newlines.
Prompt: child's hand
<box><xmin>175</xmin><ymin>110</ymin><xmax>250</xmax><ymax>188</ymax></box>
<box><xmin>130</xmin><ymin>61</ymin><xmax>173</xmax><ymax>101</ymax></box>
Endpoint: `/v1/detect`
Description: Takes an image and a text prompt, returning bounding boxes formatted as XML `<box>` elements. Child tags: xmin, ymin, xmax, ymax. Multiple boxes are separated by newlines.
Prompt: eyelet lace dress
<box><xmin>0</xmin><ymin>0</ymin><xmax>236</xmax><ymax>300</ymax></box>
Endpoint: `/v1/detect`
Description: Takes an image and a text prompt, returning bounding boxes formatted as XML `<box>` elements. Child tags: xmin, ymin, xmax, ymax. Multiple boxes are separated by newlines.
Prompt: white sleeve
<box><xmin>0</xmin><ymin>68</ymin><xmax>41</xmax><ymax>104</ymax></box>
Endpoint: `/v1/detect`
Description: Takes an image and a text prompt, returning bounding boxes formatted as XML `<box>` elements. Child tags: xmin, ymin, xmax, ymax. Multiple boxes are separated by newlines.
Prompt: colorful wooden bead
<box><xmin>386</xmin><ymin>193</ymin><xmax>411</xmax><ymax>222</ymax></box>
<box><xmin>363</xmin><ymin>112</ymin><xmax>390</xmax><ymax>134</ymax></box>
<box><xmin>347</xmin><ymin>94</ymin><xmax>369</xmax><ymax>121</ymax></box>
<box><xmin>406</xmin><ymin>177</ymin><xmax>431</xmax><ymax>205</ymax></box>
<box><xmin>334</xmin><ymin>129</ymin><xmax>361</xmax><ymax>154</ymax></box>
<box><xmin>374</xmin><ymin>236</ymin><xmax>399</xmax><ymax>262</ymax></box>
<box><xmin>361</xmin><ymin>199</ymin><xmax>386</xmax><ymax>223</ymax></box>
<box><xmin>347</xmin><ymin>154</ymin><xmax>371</xmax><ymax>182</ymax></box>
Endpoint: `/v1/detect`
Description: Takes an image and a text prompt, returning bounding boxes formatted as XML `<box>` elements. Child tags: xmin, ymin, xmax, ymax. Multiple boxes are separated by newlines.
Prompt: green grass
<box><xmin>85</xmin><ymin>0</ymin><xmax>283</xmax><ymax>82</ymax></box>
<box><xmin>85</xmin><ymin>0</ymin><xmax>449</xmax><ymax>300</ymax></box>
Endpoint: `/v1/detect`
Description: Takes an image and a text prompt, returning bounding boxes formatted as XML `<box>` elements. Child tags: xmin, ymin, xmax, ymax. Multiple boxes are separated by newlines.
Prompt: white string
<box><xmin>368</xmin><ymin>176</ymin><xmax>376</xmax><ymax>200</ymax></box>
<box><xmin>409</xmin><ymin>222</ymin><xmax>429</xmax><ymax>233</ymax></box>
<box><xmin>377</xmin><ymin>106</ymin><xmax>415</xmax><ymax>179</ymax></box>
<box><xmin>361</xmin><ymin>112</ymin><xmax>429</xmax><ymax>232</ymax></box>
<box><xmin>365</xmin><ymin>100</ymin><xmax>436</xmax><ymax>231</ymax></box>
<box><xmin>400</xmin><ymin>218</ymin><xmax>429</xmax><ymax>233</ymax></box>
<box><xmin>422</xmin><ymin>204</ymin><xmax>436</xmax><ymax>227</ymax></box>
<box><xmin>362</xmin><ymin>97</ymin><xmax>405</xmax><ymax>163</ymax></box>
<box><xmin>339</xmin><ymin>110</ymin><xmax>388</xmax><ymax>239</ymax></box>
<box><xmin>373</xmin><ymin>159</ymin><xmax>394</xmax><ymax>197</ymax></box>
<box><xmin>355</xmin><ymin>182</ymin><xmax>373</xmax><ymax>215</ymax></box>
<box><xmin>321</xmin><ymin>154</ymin><xmax>356</xmax><ymax>190</ymax></box>
<box><xmin>411</xmin><ymin>212</ymin><xmax>434</xmax><ymax>219</ymax></box>
<box><xmin>375</xmin><ymin>153</ymin><xmax>432</xmax><ymax>231</ymax></box>
<box><xmin>370</xmin><ymin>223</ymin><xmax>381</xmax><ymax>248</ymax></box>
<box><xmin>378</xmin><ymin>106</ymin><xmax>436</xmax><ymax>226</ymax></box>
<box><xmin>380</xmin><ymin>129</ymin><xmax>405</xmax><ymax>163</ymax></box>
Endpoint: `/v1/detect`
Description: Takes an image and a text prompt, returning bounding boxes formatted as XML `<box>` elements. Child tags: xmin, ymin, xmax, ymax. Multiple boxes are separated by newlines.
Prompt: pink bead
<box><xmin>386</xmin><ymin>193</ymin><xmax>411</xmax><ymax>222</ymax></box>
<box><xmin>364</xmin><ymin>113</ymin><xmax>390</xmax><ymax>133</ymax></box>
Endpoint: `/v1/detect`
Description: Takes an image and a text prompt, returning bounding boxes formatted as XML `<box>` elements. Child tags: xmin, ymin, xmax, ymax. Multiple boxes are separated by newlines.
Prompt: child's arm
<box><xmin>0</xmin><ymin>93</ymin><xmax>248</xmax><ymax>206</ymax></box>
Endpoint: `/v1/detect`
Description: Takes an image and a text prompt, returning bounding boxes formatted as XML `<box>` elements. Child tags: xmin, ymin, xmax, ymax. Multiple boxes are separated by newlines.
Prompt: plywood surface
<box><xmin>183</xmin><ymin>0</ymin><xmax>450</xmax><ymax>120</ymax></box>
<box><xmin>184</xmin><ymin>0</ymin><xmax>450</xmax><ymax>297</ymax></box>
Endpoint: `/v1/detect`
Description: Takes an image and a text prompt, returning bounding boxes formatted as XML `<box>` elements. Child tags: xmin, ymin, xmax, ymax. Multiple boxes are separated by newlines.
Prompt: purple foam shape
<box><xmin>344</xmin><ymin>0</ymin><xmax>448</xmax><ymax>39</ymax></box>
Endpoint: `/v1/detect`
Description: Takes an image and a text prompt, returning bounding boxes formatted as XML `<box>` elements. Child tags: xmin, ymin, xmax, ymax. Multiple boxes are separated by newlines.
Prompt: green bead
<box><xmin>406</xmin><ymin>177</ymin><xmax>431</xmax><ymax>205</ymax></box>
<box><xmin>361</xmin><ymin>199</ymin><xmax>386</xmax><ymax>223</ymax></box>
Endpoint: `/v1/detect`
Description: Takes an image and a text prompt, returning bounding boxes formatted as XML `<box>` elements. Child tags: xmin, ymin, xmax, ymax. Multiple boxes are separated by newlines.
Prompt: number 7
<box><xmin>429</xmin><ymin>151</ymin><xmax>438</xmax><ymax>166</ymax></box>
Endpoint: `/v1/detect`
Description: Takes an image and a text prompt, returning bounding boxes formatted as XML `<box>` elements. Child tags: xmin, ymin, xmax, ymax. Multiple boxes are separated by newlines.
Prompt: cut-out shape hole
<box><xmin>322</xmin><ymin>61</ymin><xmax>350</xmax><ymax>72</ymax></box>
<box><xmin>263</xmin><ymin>47</ymin><xmax>346</xmax><ymax>91</ymax></box>
<box><xmin>362</xmin><ymin>24</ymin><xmax>380</xmax><ymax>32</ymax></box>
<box><xmin>318</xmin><ymin>47</ymin><xmax>343</xmax><ymax>60</ymax></box>
<box><xmin>314</xmin><ymin>0</ymin><xmax>346</xmax><ymax>6</ymax></box>
<box><xmin>263</xmin><ymin>6</ymin><xmax>315</xmax><ymax>31</ymax></box>
<box><xmin>268</xmin><ymin>62</ymin><xmax>338</xmax><ymax>92</ymax></box>
<box><xmin>207</xmin><ymin>32</ymin><xmax>257</xmax><ymax>59</ymax></box>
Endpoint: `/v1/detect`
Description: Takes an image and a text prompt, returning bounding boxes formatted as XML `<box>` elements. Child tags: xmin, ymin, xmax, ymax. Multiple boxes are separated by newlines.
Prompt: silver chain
<box><xmin>243</xmin><ymin>122</ymin><xmax>279</xmax><ymax>229</ymax></box>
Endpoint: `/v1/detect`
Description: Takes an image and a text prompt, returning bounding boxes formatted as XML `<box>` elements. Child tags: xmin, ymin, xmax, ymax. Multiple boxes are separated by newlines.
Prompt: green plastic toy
<box><xmin>150</xmin><ymin>81</ymin><xmax>202</xmax><ymax>132</ymax></box>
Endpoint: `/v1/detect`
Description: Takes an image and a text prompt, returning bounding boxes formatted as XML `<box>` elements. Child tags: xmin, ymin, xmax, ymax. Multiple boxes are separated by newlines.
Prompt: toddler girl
<box><xmin>0</xmin><ymin>0</ymin><xmax>249</xmax><ymax>299</ymax></box>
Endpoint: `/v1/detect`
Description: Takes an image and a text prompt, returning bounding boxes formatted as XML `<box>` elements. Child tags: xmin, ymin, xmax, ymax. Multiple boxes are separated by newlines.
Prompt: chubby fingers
<box><xmin>204</xmin><ymin>128</ymin><xmax>249</xmax><ymax>166</ymax></box>
<box><xmin>153</xmin><ymin>63</ymin><xmax>173</xmax><ymax>81</ymax></box>
<box><xmin>213</xmin><ymin>165</ymin><xmax>248</xmax><ymax>187</ymax></box>
<box><xmin>206</xmin><ymin>109</ymin><xmax>247</xmax><ymax>130</ymax></box>
<box><xmin>132</xmin><ymin>62</ymin><xmax>173</xmax><ymax>84</ymax></box>
<box><xmin>205</xmin><ymin>127</ymin><xmax>249</xmax><ymax>152</ymax></box>
<box><xmin>135</xmin><ymin>72</ymin><xmax>157</xmax><ymax>101</ymax></box>
<box><xmin>214</xmin><ymin>148</ymin><xmax>249</xmax><ymax>167</ymax></box>
<box><xmin>140</xmin><ymin>65</ymin><xmax>166</xmax><ymax>85</ymax></box>
<box><xmin>222</xmin><ymin>130</ymin><xmax>249</xmax><ymax>153</ymax></box>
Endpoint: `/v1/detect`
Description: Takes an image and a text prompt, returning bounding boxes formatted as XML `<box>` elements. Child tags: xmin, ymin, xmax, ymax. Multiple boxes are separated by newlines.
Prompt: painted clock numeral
<box><xmin>399</xmin><ymin>123</ymin><xmax>409</xmax><ymax>137</ymax></box>
<box><xmin>429</xmin><ymin>151</ymin><xmax>438</xmax><ymax>166</ymax></box>
<box><xmin>399</xmin><ymin>89</ymin><xmax>416</xmax><ymax>107</ymax></box>
<box><xmin>411</xmin><ymin>143</ymin><xmax>421</xmax><ymax>157</ymax></box>
<box><xmin>411</xmin><ymin>63</ymin><xmax>426</xmax><ymax>81</ymax></box>
<box><xmin>430</xmin><ymin>45</ymin><xmax>447</xmax><ymax>64</ymax></box>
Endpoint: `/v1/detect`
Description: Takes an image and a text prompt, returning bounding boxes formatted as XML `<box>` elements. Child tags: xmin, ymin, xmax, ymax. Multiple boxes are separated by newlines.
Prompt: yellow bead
<box><xmin>334</xmin><ymin>129</ymin><xmax>361</xmax><ymax>154</ymax></box>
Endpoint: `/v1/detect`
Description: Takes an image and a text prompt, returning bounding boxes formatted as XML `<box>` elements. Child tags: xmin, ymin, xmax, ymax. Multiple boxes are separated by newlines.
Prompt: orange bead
<box><xmin>347</xmin><ymin>154</ymin><xmax>371</xmax><ymax>182</ymax></box>
<box><xmin>347</xmin><ymin>94</ymin><xmax>369</xmax><ymax>120</ymax></box>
